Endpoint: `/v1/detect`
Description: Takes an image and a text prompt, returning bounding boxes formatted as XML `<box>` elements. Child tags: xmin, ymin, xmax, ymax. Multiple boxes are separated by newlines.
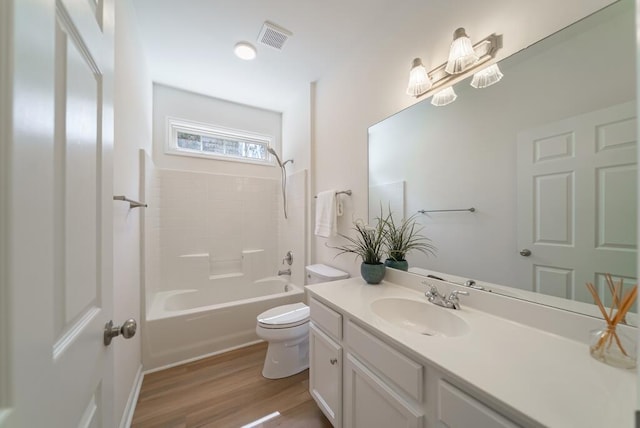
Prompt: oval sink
<box><xmin>371</xmin><ymin>298</ymin><xmax>470</xmax><ymax>337</ymax></box>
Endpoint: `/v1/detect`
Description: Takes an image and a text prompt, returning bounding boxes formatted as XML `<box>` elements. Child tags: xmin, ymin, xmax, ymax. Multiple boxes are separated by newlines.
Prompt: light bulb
<box><xmin>445</xmin><ymin>28</ymin><xmax>479</xmax><ymax>74</ymax></box>
<box><xmin>470</xmin><ymin>63</ymin><xmax>504</xmax><ymax>88</ymax></box>
<box><xmin>406</xmin><ymin>58</ymin><xmax>432</xmax><ymax>96</ymax></box>
<box><xmin>431</xmin><ymin>86</ymin><xmax>457</xmax><ymax>106</ymax></box>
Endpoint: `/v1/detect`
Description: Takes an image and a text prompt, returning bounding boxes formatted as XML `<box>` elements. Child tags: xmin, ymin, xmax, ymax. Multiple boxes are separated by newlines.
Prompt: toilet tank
<box><xmin>305</xmin><ymin>264</ymin><xmax>349</xmax><ymax>285</ymax></box>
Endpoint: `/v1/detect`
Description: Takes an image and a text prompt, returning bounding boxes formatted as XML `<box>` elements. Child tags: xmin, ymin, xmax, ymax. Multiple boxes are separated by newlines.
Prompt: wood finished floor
<box><xmin>131</xmin><ymin>342</ymin><xmax>332</xmax><ymax>428</ymax></box>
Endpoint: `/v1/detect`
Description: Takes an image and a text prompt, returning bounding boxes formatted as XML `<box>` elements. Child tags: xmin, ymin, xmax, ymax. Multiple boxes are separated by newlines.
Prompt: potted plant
<box><xmin>331</xmin><ymin>218</ymin><xmax>387</xmax><ymax>284</ymax></box>
<box><xmin>382</xmin><ymin>212</ymin><xmax>436</xmax><ymax>271</ymax></box>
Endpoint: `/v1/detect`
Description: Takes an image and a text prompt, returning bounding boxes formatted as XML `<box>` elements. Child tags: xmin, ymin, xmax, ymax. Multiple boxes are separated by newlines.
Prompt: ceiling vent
<box><xmin>257</xmin><ymin>21</ymin><xmax>292</xmax><ymax>51</ymax></box>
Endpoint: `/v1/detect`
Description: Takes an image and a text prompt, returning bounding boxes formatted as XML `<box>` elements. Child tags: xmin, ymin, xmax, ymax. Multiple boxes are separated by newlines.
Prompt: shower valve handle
<box><xmin>283</xmin><ymin>251</ymin><xmax>293</xmax><ymax>266</ymax></box>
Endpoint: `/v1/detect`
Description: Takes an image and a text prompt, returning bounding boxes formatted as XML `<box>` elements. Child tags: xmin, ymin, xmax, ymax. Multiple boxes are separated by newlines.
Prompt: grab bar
<box><xmin>418</xmin><ymin>207</ymin><xmax>475</xmax><ymax>214</ymax></box>
<box><xmin>113</xmin><ymin>195</ymin><xmax>147</xmax><ymax>209</ymax></box>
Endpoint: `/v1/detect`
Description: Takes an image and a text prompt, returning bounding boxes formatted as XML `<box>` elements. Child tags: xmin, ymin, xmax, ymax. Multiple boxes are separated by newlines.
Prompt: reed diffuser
<box><xmin>586</xmin><ymin>274</ymin><xmax>637</xmax><ymax>369</ymax></box>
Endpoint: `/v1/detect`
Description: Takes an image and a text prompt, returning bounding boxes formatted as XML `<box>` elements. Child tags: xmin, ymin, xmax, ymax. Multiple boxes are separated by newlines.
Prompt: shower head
<box><xmin>267</xmin><ymin>146</ymin><xmax>283</xmax><ymax>168</ymax></box>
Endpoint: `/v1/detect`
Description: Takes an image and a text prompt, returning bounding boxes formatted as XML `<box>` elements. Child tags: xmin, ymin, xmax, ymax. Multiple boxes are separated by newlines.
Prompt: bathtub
<box><xmin>143</xmin><ymin>276</ymin><xmax>304</xmax><ymax>371</ymax></box>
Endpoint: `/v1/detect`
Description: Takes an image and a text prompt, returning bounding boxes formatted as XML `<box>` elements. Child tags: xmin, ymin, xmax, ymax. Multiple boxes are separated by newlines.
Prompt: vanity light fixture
<box><xmin>234</xmin><ymin>42</ymin><xmax>257</xmax><ymax>60</ymax></box>
<box><xmin>470</xmin><ymin>63</ymin><xmax>504</xmax><ymax>88</ymax></box>
<box><xmin>406</xmin><ymin>58</ymin><xmax>432</xmax><ymax>96</ymax></box>
<box><xmin>430</xmin><ymin>86</ymin><xmax>457</xmax><ymax>107</ymax></box>
<box><xmin>445</xmin><ymin>28</ymin><xmax>479</xmax><ymax>74</ymax></box>
<box><xmin>405</xmin><ymin>31</ymin><xmax>503</xmax><ymax>104</ymax></box>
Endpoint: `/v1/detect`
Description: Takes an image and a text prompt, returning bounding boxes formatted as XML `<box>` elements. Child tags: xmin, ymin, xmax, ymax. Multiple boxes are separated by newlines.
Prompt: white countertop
<box><xmin>306</xmin><ymin>277</ymin><xmax>637</xmax><ymax>428</ymax></box>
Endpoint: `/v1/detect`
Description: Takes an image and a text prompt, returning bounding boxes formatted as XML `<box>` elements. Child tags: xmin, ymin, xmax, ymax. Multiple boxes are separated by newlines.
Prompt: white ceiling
<box><xmin>131</xmin><ymin>0</ymin><xmax>616</xmax><ymax>114</ymax></box>
<box><xmin>131</xmin><ymin>0</ymin><xmax>400</xmax><ymax>112</ymax></box>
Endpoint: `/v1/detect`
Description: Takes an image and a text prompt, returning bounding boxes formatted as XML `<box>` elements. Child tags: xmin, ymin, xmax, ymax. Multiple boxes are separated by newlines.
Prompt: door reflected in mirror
<box><xmin>368</xmin><ymin>0</ymin><xmax>637</xmax><ymax>322</ymax></box>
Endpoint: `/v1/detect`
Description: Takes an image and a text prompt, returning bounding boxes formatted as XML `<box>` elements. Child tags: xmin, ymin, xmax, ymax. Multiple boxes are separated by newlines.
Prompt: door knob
<box><xmin>104</xmin><ymin>318</ymin><xmax>137</xmax><ymax>346</ymax></box>
<box><xmin>520</xmin><ymin>249</ymin><xmax>532</xmax><ymax>257</ymax></box>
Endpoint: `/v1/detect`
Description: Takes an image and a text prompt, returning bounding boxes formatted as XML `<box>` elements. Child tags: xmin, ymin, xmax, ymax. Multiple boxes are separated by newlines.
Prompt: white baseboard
<box><xmin>119</xmin><ymin>364</ymin><xmax>144</xmax><ymax>428</ymax></box>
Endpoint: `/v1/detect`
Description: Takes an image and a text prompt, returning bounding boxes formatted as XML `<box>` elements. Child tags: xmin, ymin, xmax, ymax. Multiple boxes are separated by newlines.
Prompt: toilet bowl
<box><xmin>256</xmin><ymin>264</ymin><xmax>349</xmax><ymax>379</ymax></box>
<box><xmin>256</xmin><ymin>302</ymin><xmax>310</xmax><ymax>379</ymax></box>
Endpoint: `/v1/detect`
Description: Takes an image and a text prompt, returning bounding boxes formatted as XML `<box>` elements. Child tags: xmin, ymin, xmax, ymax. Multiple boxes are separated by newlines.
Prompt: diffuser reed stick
<box><xmin>586</xmin><ymin>277</ymin><xmax>637</xmax><ymax>369</ymax></box>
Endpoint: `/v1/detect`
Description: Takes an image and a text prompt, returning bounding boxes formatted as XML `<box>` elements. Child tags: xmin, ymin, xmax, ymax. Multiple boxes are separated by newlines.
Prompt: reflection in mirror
<box><xmin>368</xmin><ymin>0</ymin><xmax>637</xmax><ymax>322</ymax></box>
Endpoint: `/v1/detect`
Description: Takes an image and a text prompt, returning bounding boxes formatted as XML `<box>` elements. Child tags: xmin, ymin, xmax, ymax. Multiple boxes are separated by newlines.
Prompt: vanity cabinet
<box><xmin>309</xmin><ymin>298</ymin><xmax>343</xmax><ymax>428</ymax></box>
<box><xmin>309</xmin><ymin>296</ymin><xmax>526</xmax><ymax>428</ymax></box>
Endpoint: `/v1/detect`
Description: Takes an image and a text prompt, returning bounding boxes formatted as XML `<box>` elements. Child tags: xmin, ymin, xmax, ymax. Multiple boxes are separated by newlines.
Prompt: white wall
<box><xmin>113</xmin><ymin>0</ymin><xmax>152</xmax><ymax>426</ymax></box>
<box><xmin>312</xmin><ymin>0</ymin><xmax>619</xmax><ymax>278</ymax></box>
<box><xmin>152</xmin><ymin>84</ymin><xmax>282</xmax><ymax>179</ymax></box>
<box><xmin>281</xmin><ymin>84</ymin><xmax>312</xmax><ymax>282</ymax></box>
<box><xmin>282</xmin><ymin>85</ymin><xmax>312</xmax><ymax>175</ymax></box>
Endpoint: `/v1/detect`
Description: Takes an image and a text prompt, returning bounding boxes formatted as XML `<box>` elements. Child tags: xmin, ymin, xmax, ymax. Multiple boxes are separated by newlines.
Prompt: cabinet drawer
<box><xmin>438</xmin><ymin>380</ymin><xmax>521</xmax><ymax>428</ymax></box>
<box><xmin>310</xmin><ymin>297</ymin><xmax>342</xmax><ymax>340</ymax></box>
<box><xmin>346</xmin><ymin>321</ymin><xmax>423</xmax><ymax>403</ymax></box>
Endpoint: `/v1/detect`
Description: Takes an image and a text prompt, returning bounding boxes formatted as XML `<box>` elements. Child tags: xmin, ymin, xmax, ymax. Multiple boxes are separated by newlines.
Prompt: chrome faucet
<box><xmin>424</xmin><ymin>283</ymin><xmax>469</xmax><ymax>310</ymax></box>
<box><xmin>277</xmin><ymin>268</ymin><xmax>291</xmax><ymax>276</ymax></box>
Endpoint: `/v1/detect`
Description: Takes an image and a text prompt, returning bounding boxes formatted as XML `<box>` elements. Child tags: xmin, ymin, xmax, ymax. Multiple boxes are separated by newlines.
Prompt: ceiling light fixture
<box><xmin>405</xmin><ymin>30</ymin><xmax>503</xmax><ymax>106</ymax></box>
<box><xmin>406</xmin><ymin>58</ymin><xmax>432</xmax><ymax>96</ymax></box>
<box><xmin>234</xmin><ymin>42</ymin><xmax>257</xmax><ymax>60</ymax></box>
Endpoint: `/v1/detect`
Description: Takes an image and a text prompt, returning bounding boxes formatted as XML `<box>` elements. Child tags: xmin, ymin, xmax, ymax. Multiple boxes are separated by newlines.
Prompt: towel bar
<box><xmin>418</xmin><ymin>207</ymin><xmax>475</xmax><ymax>213</ymax></box>
<box><xmin>314</xmin><ymin>190</ymin><xmax>352</xmax><ymax>199</ymax></box>
<box><xmin>113</xmin><ymin>195</ymin><xmax>147</xmax><ymax>209</ymax></box>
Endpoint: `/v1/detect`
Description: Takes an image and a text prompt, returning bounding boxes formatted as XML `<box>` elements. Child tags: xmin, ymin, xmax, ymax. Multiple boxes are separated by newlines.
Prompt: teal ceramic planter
<box><xmin>361</xmin><ymin>262</ymin><xmax>385</xmax><ymax>284</ymax></box>
<box><xmin>384</xmin><ymin>258</ymin><xmax>409</xmax><ymax>271</ymax></box>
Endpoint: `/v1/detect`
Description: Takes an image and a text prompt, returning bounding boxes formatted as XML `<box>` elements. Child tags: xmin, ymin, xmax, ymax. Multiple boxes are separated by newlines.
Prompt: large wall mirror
<box><xmin>368</xmin><ymin>0</ymin><xmax>637</xmax><ymax>321</ymax></box>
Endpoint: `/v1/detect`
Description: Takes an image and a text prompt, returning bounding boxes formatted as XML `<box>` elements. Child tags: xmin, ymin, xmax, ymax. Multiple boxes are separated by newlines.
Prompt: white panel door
<box><xmin>517</xmin><ymin>101</ymin><xmax>637</xmax><ymax>305</ymax></box>
<box><xmin>1</xmin><ymin>0</ymin><xmax>115</xmax><ymax>427</ymax></box>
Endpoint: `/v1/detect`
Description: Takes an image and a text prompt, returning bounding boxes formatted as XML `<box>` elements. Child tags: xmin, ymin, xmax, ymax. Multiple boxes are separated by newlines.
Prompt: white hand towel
<box><xmin>315</xmin><ymin>190</ymin><xmax>337</xmax><ymax>237</ymax></box>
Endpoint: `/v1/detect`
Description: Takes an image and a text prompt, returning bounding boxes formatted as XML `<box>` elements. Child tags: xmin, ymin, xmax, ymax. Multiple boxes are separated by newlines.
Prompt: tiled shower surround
<box><xmin>142</xmin><ymin>152</ymin><xmax>280</xmax><ymax>298</ymax></box>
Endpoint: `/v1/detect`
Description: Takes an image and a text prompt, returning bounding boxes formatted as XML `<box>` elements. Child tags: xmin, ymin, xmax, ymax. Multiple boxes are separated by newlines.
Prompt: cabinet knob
<box><xmin>330</xmin><ymin>358</ymin><xmax>338</xmax><ymax>365</ymax></box>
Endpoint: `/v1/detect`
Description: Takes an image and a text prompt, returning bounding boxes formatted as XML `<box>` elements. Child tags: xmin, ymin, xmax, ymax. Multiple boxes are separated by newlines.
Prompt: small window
<box><xmin>166</xmin><ymin>118</ymin><xmax>272</xmax><ymax>164</ymax></box>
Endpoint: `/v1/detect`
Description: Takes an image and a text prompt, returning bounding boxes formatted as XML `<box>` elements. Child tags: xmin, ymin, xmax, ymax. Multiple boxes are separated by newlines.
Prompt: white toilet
<box><xmin>256</xmin><ymin>264</ymin><xmax>349</xmax><ymax>379</ymax></box>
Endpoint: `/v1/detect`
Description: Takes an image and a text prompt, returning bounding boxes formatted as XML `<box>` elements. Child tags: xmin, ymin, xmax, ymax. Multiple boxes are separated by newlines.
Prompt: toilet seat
<box><xmin>257</xmin><ymin>302</ymin><xmax>309</xmax><ymax>329</ymax></box>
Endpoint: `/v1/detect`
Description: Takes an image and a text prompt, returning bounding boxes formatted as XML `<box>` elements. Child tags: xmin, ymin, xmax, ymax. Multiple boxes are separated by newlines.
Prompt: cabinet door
<box><xmin>438</xmin><ymin>380</ymin><xmax>521</xmax><ymax>428</ymax></box>
<box><xmin>344</xmin><ymin>354</ymin><xmax>424</xmax><ymax>428</ymax></box>
<box><xmin>310</xmin><ymin>323</ymin><xmax>342</xmax><ymax>428</ymax></box>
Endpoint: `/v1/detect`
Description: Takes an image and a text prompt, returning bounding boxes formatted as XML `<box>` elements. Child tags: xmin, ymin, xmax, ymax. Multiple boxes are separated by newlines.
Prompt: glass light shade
<box><xmin>431</xmin><ymin>86</ymin><xmax>457</xmax><ymax>106</ymax></box>
<box><xmin>406</xmin><ymin>58</ymin><xmax>432</xmax><ymax>96</ymax></box>
<box><xmin>445</xmin><ymin>28</ymin><xmax>479</xmax><ymax>74</ymax></box>
<box><xmin>470</xmin><ymin>64</ymin><xmax>504</xmax><ymax>88</ymax></box>
<box><xmin>234</xmin><ymin>42</ymin><xmax>256</xmax><ymax>60</ymax></box>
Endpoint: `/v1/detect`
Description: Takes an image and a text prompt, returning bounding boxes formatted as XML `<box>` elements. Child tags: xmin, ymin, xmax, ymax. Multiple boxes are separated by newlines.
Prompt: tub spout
<box><xmin>277</xmin><ymin>269</ymin><xmax>291</xmax><ymax>276</ymax></box>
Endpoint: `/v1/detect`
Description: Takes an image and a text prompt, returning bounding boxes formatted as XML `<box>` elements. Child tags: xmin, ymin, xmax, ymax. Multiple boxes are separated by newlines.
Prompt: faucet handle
<box><xmin>423</xmin><ymin>283</ymin><xmax>441</xmax><ymax>299</ymax></box>
<box><xmin>449</xmin><ymin>290</ymin><xmax>469</xmax><ymax>300</ymax></box>
<box><xmin>447</xmin><ymin>290</ymin><xmax>469</xmax><ymax>309</ymax></box>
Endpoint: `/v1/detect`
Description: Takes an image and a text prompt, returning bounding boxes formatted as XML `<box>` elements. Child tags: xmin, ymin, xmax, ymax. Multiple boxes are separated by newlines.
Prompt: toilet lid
<box><xmin>257</xmin><ymin>302</ymin><xmax>310</xmax><ymax>329</ymax></box>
